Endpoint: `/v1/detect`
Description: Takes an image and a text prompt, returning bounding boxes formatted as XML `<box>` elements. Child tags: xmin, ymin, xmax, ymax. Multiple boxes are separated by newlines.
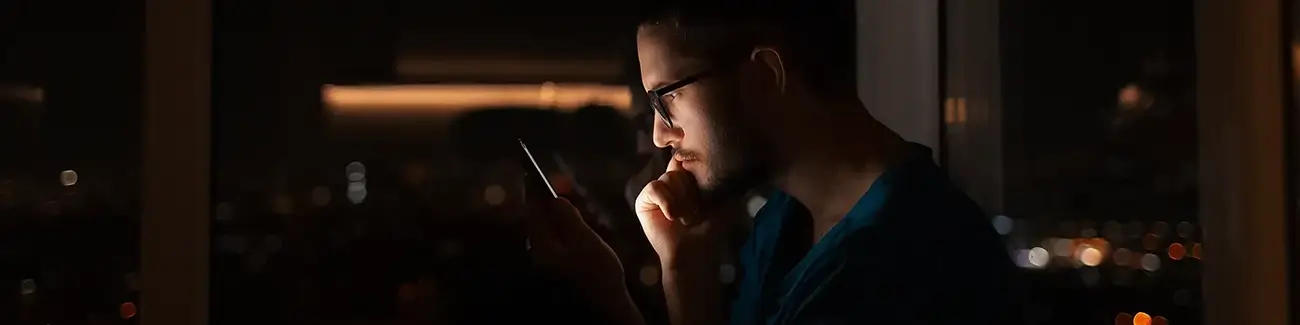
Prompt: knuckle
<box><xmin>644</xmin><ymin>180</ymin><xmax>667</xmax><ymax>194</ymax></box>
<box><xmin>650</xmin><ymin>183</ymin><xmax>674</xmax><ymax>201</ymax></box>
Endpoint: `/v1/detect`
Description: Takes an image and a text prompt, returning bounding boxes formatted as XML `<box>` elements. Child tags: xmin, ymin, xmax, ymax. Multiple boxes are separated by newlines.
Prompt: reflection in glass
<box><xmin>0</xmin><ymin>3</ymin><xmax>143</xmax><ymax>323</ymax></box>
<box><xmin>945</xmin><ymin>0</ymin><xmax>1202</xmax><ymax>323</ymax></box>
<box><xmin>209</xmin><ymin>3</ymin><xmax>647</xmax><ymax>323</ymax></box>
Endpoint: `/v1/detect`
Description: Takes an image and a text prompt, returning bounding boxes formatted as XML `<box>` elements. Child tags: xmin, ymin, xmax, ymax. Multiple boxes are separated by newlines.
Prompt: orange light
<box><xmin>1071</xmin><ymin>238</ymin><xmax>1110</xmax><ymax>266</ymax></box>
<box><xmin>323</xmin><ymin>84</ymin><xmax>633</xmax><ymax>115</ymax></box>
<box><xmin>1167</xmin><ymin>243</ymin><xmax>1186</xmax><ymax>260</ymax></box>
<box><xmin>395</xmin><ymin>58</ymin><xmax>624</xmax><ymax>80</ymax></box>
<box><xmin>0</xmin><ymin>83</ymin><xmax>43</xmax><ymax>103</ymax></box>
<box><xmin>550</xmin><ymin>173</ymin><xmax>573</xmax><ymax>196</ymax></box>
<box><xmin>1115</xmin><ymin>313</ymin><xmax>1133</xmax><ymax>325</ymax></box>
<box><xmin>120</xmin><ymin>302</ymin><xmax>137</xmax><ymax>319</ymax></box>
<box><xmin>943</xmin><ymin>98</ymin><xmax>957</xmax><ymax>124</ymax></box>
<box><xmin>1292</xmin><ymin>43</ymin><xmax>1300</xmax><ymax>79</ymax></box>
<box><xmin>1119</xmin><ymin>84</ymin><xmax>1142</xmax><ymax>108</ymax></box>
<box><xmin>1079</xmin><ymin>247</ymin><xmax>1103</xmax><ymax>266</ymax></box>
<box><xmin>956</xmin><ymin>98</ymin><xmax>968</xmax><ymax>123</ymax></box>
<box><xmin>1133</xmin><ymin>312</ymin><xmax>1152</xmax><ymax>325</ymax></box>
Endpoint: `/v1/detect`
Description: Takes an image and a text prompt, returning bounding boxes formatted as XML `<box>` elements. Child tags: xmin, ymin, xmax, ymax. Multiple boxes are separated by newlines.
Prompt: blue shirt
<box><xmin>730</xmin><ymin>144</ymin><xmax>1016</xmax><ymax>325</ymax></box>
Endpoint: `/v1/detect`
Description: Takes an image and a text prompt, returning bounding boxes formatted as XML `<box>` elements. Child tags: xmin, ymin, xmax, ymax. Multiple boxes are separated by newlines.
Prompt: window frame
<box><xmin>141</xmin><ymin>0</ymin><xmax>211</xmax><ymax>322</ymax></box>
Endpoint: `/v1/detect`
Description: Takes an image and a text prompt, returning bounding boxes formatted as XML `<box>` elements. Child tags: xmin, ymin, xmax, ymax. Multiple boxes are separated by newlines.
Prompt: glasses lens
<box><xmin>648</xmin><ymin>93</ymin><xmax>672</xmax><ymax>127</ymax></box>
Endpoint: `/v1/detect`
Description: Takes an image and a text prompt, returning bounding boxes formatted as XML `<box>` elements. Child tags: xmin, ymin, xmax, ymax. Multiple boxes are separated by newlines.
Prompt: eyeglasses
<box><xmin>646</xmin><ymin>70</ymin><xmax>714</xmax><ymax>128</ymax></box>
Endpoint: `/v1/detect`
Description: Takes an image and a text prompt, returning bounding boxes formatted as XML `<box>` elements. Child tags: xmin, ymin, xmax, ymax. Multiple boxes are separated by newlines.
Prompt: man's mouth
<box><xmin>671</xmin><ymin>148</ymin><xmax>699</xmax><ymax>162</ymax></box>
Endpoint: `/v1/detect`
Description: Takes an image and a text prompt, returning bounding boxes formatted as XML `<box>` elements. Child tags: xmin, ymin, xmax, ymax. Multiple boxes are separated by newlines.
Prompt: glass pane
<box><xmin>1289</xmin><ymin>0</ymin><xmax>1300</xmax><ymax>315</ymax></box>
<box><xmin>209</xmin><ymin>3</ymin><xmax>648</xmax><ymax>324</ymax></box>
<box><xmin>945</xmin><ymin>1</ymin><xmax>1202</xmax><ymax>324</ymax></box>
<box><xmin>0</xmin><ymin>2</ymin><xmax>144</xmax><ymax>324</ymax></box>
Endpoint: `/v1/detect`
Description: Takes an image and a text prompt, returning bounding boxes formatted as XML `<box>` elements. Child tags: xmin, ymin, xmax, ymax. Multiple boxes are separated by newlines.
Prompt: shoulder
<box><xmin>823</xmin><ymin>172</ymin><xmax>1018</xmax><ymax>322</ymax></box>
<box><xmin>868</xmin><ymin>165</ymin><xmax>1011</xmax><ymax>271</ymax></box>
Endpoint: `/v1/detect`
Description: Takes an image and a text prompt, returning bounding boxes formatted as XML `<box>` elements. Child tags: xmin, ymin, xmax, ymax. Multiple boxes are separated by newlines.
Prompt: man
<box><xmin>527</xmin><ymin>2</ymin><xmax>1016</xmax><ymax>324</ymax></box>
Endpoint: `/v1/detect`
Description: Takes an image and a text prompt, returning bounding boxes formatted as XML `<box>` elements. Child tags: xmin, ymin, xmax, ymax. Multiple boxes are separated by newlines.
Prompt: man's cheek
<box><xmin>694</xmin><ymin>167</ymin><xmax>714</xmax><ymax>188</ymax></box>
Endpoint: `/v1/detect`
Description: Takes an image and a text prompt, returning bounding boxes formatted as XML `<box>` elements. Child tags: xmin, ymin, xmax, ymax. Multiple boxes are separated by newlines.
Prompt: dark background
<box><xmin>0</xmin><ymin>0</ymin><xmax>1241</xmax><ymax>324</ymax></box>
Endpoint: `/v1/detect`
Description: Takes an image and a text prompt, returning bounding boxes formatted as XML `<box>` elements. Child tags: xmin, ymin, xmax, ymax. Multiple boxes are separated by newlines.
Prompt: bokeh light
<box><xmin>639</xmin><ymin>265</ymin><xmax>660</xmax><ymax>286</ymax></box>
<box><xmin>1140</xmin><ymin>254</ymin><xmax>1161</xmax><ymax>272</ymax></box>
<box><xmin>1113</xmin><ymin>248</ymin><xmax>1133</xmax><ymax>267</ymax></box>
<box><xmin>1133</xmin><ymin>312</ymin><xmax>1152</xmax><ymax>325</ymax></box>
<box><xmin>746</xmin><ymin>196</ymin><xmax>768</xmax><ymax>218</ymax></box>
<box><xmin>1115</xmin><ymin>313</ymin><xmax>1133</xmax><ymax>325</ymax></box>
<box><xmin>1176</xmin><ymin>221</ymin><xmax>1194</xmax><ymax>238</ymax></box>
<box><xmin>1079</xmin><ymin>247</ymin><xmax>1103</xmax><ymax>267</ymax></box>
<box><xmin>1152</xmin><ymin>222</ymin><xmax>1170</xmax><ymax>238</ymax></box>
<box><xmin>1028</xmin><ymin>247</ymin><xmax>1050</xmax><ymax>268</ymax></box>
<box><xmin>346</xmin><ymin>161</ymin><xmax>367</xmax><ymax>182</ymax></box>
<box><xmin>347</xmin><ymin>181</ymin><xmax>367</xmax><ymax>204</ymax></box>
<box><xmin>1143</xmin><ymin>233</ymin><xmax>1160</xmax><ymax>251</ymax></box>
<box><xmin>719</xmin><ymin>264</ymin><xmax>736</xmax><ymax>284</ymax></box>
<box><xmin>19</xmin><ymin>278</ymin><xmax>36</xmax><ymax>295</ymax></box>
<box><xmin>1167</xmin><ymin>243</ymin><xmax>1186</xmax><ymax>260</ymax></box>
<box><xmin>120</xmin><ymin>302</ymin><xmax>137</xmax><ymax>319</ymax></box>
<box><xmin>992</xmin><ymin>215</ymin><xmax>1014</xmax><ymax>235</ymax></box>
<box><xmin>59</xmin><ymin>170</ymin><xmax>78</xmax><ymax>186</ymax></box>
<box><xmin>311</xmin><ymin>186</ymin><xmax>331</xmax><ymax>206</ymax></box>
<box><xmin>483</xmin><ymin>185</ymin><xmax>506</xmax><ymax>205</ymax></box>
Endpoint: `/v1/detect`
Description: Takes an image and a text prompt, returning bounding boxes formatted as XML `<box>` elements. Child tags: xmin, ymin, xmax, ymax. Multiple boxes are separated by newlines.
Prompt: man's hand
<box><xmin>526</xmin><ymin>197</ymin><xmax>627</xmax><ymax>300</ymax></box>
<box><xmin>634</xmin><ymin>159</ymin><xmax>728</xmax><ymax>265</ymax></box>
<box><xmin>527</xmin><ymin>197</ymin><xmax>648</xmax><ymax>325</ymax></box>
<box><xmin>634</xmin><ymin>159</ymin><xmax>731</xmax><ymax>325</ymax></box>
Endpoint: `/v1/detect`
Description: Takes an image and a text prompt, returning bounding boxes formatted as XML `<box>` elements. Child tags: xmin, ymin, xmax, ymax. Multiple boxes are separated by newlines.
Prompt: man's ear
<box><xmin>750</xmin><ymin>47</ymin><xmax>786</xmax><ymax>94</ymax></box>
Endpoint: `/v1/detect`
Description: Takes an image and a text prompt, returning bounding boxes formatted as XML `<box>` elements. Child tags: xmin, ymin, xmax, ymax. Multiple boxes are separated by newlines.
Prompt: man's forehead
<box><xmin>637</xmin><ymin>31</ymin><xmax>708</xmax><ymax>91</ymax></box>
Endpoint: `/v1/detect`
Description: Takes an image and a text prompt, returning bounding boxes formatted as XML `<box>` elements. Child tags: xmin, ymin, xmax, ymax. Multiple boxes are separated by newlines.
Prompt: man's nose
<box><xmin>651</xmin><ymin>119</ymin><xmax>680</xmax><ymax>149</ymax></box>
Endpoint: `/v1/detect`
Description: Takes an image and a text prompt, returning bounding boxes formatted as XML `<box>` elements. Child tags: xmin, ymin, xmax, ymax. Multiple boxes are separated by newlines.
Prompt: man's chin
<box><xmin>699</xmin><ymin>179</ymin><xmax>752</xmax><ymax>207</ymax></box>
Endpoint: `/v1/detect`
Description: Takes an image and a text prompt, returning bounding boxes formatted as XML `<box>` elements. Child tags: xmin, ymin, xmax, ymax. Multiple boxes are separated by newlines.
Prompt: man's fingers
<box><xmin>639</xmin><ymin>180</ymin><xmax>676</xmax><ymax>222</ymax></box>
<box><xmin>526</xmin><ymin>213</ymin><xmax>565</xmax><ymax>265</ymax></box>
<box><xmin>544</xmin><ymin>197</ymin><xmax>599</xmax><ymax>238</ymax></box>
<box><xmin>658</xmin><ymin>170</ymin><xmax>700</xmax><ymax>226</ymax></box>
<box><xmin>666</xmin><ymin>158</ymin><xmax>684</xmax><ymax>173</ymax></box>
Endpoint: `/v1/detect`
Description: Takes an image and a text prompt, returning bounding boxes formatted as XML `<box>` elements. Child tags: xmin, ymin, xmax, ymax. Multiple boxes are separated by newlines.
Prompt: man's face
<box><xmin>636</xmin><ymin>28</ymin><xmax>777</xmax><ymax>204</ymax></box>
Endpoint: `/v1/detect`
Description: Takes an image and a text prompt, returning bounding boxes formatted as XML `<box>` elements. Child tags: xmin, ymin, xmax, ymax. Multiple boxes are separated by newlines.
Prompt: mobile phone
<box><xmin>518</xmin><ymin>139</ymin><xmax>559</xmax><ymax>199</ymax></box>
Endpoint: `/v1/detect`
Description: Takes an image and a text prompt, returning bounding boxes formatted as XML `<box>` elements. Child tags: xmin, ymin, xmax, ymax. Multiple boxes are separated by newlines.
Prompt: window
<box><xmin>944</xmin><ymin>1</ymin><xmax>1202</xmax><ymax>323</ymax></box>
<box><xmin>0</xmin><ymin>1</ymin><xmax>144</xmax><ymax>323</ymax></box>
<box><xmin>209</xmin><ymin>2</ymin><xmax>647</xmax><ymax>323</ymax></box>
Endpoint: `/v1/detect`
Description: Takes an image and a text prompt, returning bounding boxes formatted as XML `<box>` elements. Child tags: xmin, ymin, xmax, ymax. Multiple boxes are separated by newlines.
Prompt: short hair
<box><xmin>637</xmin><ymin>0</ymin><xmax>858</xmax><ymax>95</ymax></box>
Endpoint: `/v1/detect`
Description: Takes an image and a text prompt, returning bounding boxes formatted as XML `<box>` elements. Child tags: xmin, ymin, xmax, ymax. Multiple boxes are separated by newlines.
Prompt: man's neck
<box><xmin>773</xmin><ymin>106</ymin><xmax>906</xmax><ymax>242</ymax></box>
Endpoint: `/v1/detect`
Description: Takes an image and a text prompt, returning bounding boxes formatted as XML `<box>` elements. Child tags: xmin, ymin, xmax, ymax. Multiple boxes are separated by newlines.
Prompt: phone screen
<box><xmin>518</xmin><ymin>139</ymin><xmax>558</xmax><ymax>202</ymax></box>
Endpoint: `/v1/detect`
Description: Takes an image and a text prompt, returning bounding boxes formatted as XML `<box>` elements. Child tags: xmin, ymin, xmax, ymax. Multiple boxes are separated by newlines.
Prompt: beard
<box><xmin>692</xmin><ymin>94</ymin><xmax>773</xmax><ymax>207</ymax></box>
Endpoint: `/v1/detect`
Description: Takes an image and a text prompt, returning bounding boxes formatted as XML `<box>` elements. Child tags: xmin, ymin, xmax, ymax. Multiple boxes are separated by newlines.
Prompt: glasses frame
<box><xmin>646</xmin><ymin>70</ymin><xmax>715</xmax><ymax>128</ymax></box>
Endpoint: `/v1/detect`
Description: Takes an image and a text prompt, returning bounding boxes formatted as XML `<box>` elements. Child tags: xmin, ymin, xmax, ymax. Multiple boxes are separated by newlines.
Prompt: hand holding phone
<box><xmin>519</xmin><ymin>139</ymin><xmax>628</xmax><ymax>299</ymax></box>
